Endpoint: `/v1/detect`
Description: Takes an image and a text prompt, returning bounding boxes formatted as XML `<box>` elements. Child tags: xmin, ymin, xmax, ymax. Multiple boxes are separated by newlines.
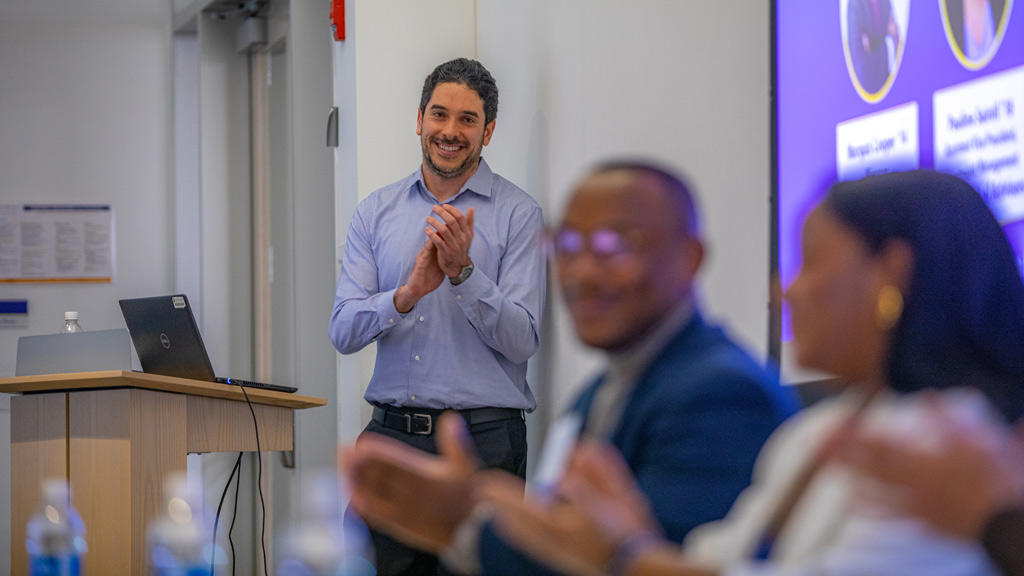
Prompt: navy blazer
<box><xmin>477</xmin><ymin>312</ymin><xmax>799</xmax><ymax>574</ymax></box>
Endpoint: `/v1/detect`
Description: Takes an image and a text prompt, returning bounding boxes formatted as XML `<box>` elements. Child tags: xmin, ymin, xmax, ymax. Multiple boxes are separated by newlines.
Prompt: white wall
<box><xmin>0</xmin><ymin>14</ymin><xmax>174</xmax><ymax>370</ymax></box>
<box><xmin>0</xmin><ymin>2</ymin><xmax>173</xmax><ymax>566</ymax></box>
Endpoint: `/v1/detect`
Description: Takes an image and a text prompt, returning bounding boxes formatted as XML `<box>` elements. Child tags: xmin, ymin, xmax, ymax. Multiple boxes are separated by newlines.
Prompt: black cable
<box><xmin>235</xmin><ymin>381</ymin><xmax>268</xmax><ymax>576</ymax></box>
<box><xmin>229</xmin><ymin>450</ymin><xmax>242</xmax><ymax>576</ymax></box>
<box><xmin>212</xmin><ymin>452</ymin><xmax>244</xmax><ymax>575</ymax></box>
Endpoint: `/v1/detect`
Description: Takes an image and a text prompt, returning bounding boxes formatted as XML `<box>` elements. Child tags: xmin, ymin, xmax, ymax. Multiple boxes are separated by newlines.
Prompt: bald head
<box><xmin>555</xmin><ymin>163</ymin><xmax>705</xmax><ymax>351</ymax></box>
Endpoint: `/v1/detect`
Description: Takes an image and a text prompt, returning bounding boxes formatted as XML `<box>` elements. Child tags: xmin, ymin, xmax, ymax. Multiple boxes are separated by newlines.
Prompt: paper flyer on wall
<box><xmin>0</xmin><ymin>204</ymin><xmax>116</xmax><ymax>283</ymax></box>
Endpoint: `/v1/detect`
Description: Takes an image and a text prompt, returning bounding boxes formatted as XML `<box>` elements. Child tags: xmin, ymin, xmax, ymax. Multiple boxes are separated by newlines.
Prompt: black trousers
<box><xmin>359</xmin><ymin>409</ymin><xmax>528</xmax><ymax>576</ymax></box>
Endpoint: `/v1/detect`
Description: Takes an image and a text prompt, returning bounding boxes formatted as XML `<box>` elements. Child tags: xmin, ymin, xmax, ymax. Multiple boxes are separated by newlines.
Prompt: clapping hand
<box><xmin>426</xmin><ymin>204</ymin><xmax>475</xmax><ymax>277</ymax></box>
<box><xmin>341</xmin><ymin>412</ymin><xmax>482</xmax><ymax>552</ymax></box>
<box><xmin>479</xmin><ymin>442</ymin><xmax>664</xmax><ymax>576</ymax></box>
<box><xmin>836</xmin><ymin>392</ymin><xmax>1024</xmax><ymax>540</ymax></box>
<box><xmin>394</xmin><ymin>239</ymin><xmax>446</xmax><ymax>313</ymax></box>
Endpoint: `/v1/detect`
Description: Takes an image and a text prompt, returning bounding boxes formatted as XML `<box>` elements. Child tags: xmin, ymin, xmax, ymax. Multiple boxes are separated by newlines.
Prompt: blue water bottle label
<box><xmin>29</xmin><ymin>554</ymin><xmax>80</xmax><ymax>576</ymax></box>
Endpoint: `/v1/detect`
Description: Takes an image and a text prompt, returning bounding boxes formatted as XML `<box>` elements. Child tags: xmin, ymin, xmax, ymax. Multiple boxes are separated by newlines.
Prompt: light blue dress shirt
<box><xmin>330</xmin><ymin>159</ymin><xmax>545</xmax><ymax>411</ymax></box>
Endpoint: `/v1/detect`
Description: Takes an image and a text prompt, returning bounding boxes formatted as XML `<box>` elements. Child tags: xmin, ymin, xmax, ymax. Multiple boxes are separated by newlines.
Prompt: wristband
<box><xmin>607</xmin><ymin>530</ymin><xmax>660</xmax><ymax>576</ymax></box>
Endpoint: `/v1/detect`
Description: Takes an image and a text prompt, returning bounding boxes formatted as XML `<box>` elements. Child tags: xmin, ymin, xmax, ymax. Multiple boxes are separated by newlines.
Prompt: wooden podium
<box><xmin>0</xmin><ymin>370</ymin><xmax>327</xmax><ymax>575</ymax></box>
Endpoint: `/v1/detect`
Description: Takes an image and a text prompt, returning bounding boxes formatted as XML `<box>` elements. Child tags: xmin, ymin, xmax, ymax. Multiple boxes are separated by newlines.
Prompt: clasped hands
<box><xmin>394</xmin><ymin>204</ymin><xmax>475</xmax><ymax>313</ymax></box>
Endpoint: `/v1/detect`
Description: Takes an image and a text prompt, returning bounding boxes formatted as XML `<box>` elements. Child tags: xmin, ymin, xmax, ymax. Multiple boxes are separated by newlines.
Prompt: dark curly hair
<box><xmin>419</xmin><ymin>58</ymin><xmax>498</xmax><ymax>125</ymax></box>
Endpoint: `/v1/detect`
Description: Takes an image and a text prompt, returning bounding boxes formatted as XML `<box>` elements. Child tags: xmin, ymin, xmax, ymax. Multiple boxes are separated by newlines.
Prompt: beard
<box><xmin>421</xmin><ymin>133</ymin><xmax>484</xmax><ymax>181</ymax></box>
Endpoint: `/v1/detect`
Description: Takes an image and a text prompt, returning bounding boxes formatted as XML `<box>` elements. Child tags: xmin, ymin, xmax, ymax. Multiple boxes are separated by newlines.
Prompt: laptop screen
<box><xmin>119</xmin><ymin>294</ymin><xmax>218</xmax><ymax>382</ymax></box>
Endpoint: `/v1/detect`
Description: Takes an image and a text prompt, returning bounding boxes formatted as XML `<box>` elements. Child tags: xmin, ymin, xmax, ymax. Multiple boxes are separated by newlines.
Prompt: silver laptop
<box><xmin>118</xmin><ymin>294</ymin><xmax>297</xmax><ymax>393</ymax></box>
<box><xmin>16</xmin><ymin>328</ymin><xmax>135</xmax><ymax>377</ymax></box>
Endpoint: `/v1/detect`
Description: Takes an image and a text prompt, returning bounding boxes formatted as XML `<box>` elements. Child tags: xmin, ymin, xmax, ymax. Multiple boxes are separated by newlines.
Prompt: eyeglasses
<box><xmin>549</xmin><ymin>228</ymin><xmax>637</xmax><ymax>261</ymax></box>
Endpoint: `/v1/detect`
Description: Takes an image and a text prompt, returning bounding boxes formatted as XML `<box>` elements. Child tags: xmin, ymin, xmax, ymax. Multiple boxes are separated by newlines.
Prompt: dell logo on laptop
<box><xmin>160</xmin><ymin>333</ymin><xmax>171</xmax><ymax>349</ymax></box>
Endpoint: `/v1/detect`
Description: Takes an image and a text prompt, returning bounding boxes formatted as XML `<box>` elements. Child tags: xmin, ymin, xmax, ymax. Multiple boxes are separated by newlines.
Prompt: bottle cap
<box><xmin>42</xmin><ymin>478</ymin><xmax>71</xmax><ymax>509</ymax></box>
<box><xmin>65</xmin><ymin>311</ymin><xmax>79</xmax><ymax>321</ymax></box>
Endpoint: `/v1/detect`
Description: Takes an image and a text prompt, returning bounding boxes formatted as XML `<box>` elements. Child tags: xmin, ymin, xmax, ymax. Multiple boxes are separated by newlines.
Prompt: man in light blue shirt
<box><xmin>329</xmin><ymin>58</ymin><xmax>545</xmax><ymax>576</ymax></box>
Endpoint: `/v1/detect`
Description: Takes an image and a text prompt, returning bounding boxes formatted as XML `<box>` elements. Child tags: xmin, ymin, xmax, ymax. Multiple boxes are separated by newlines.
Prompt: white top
<box><xmin>682</xmin><ymin>388</ymin><xmax>1000</xmax><ymax>576</ymax></box>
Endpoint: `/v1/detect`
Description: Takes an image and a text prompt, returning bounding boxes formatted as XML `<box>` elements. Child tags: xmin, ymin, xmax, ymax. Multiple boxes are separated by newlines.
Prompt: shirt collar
<box><xmin>582</xmin><ymin>297</ymin><xmax>697</xmax><ymax>440</ymax></box>
<box><xmin>411</xmin><ymin>157</ymin><xmax>495</xmax><ymax>202</ymax></box>
<box><xmin>606</xmin><ymin>297</ymin><xmax>697</xmax><ymax>381</ymax></box>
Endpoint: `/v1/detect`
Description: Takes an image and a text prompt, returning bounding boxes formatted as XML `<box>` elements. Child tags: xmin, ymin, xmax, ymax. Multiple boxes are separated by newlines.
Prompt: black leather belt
<box><xmin>371</xmin><ymin>405</ymin><xmax>524</xmax><ymax>435</ymax></box>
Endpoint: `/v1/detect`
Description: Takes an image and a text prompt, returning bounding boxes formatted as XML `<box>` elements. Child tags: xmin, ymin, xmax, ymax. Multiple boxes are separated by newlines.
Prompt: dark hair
<box><xmin>419</xmin><ymin>58</ymin><xmax>499</xmax><ymax>125</ymax></box>
<box><xmin>592</xmin><ymin>160</ymin><xmax>701</xmax><ymax>237</ymax></box>
<box><xmin>825</xmin><ymin>170</ymin><xmax>1024</xmax><ymax>421</ymax></box>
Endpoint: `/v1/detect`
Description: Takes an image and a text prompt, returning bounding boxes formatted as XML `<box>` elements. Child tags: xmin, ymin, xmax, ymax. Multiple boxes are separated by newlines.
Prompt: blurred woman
<box><xmin>481</xmin><ymin>170</ymin><xmax>1024</xmax><ymax>576</ymax></box>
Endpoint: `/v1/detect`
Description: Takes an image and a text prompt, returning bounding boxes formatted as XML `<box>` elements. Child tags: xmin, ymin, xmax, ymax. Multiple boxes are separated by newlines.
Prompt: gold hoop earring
<box><xmin>876</xmin><ymin>285</ymin><xmax>903</xmax><ymax>330</ymax></box>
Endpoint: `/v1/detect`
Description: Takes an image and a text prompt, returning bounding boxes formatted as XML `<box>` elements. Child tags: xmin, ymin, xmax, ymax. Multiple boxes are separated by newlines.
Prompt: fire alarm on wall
<box><xmin>330</xmin><ymin>0</ymin><xmax>345</xmax><ymax>41</ymax></box>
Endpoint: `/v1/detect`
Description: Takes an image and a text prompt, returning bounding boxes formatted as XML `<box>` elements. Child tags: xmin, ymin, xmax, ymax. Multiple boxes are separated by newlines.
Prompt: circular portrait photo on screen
<box><xmin>941</xmin><ymin>0</ymin><xmax>1012</xmax><ymax>69</ymax></box>
<box><xmin>842</xmin><ymin>0</ymin><xmax>911</xmax><ymax>103</ymax></box>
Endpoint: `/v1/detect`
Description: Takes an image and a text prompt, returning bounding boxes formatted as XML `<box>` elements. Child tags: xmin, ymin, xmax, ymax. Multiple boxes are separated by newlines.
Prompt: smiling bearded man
<box><xmin>329</xmin><ymin>58</ymin><xmax>546</xmax><ymax>576</ymax></box>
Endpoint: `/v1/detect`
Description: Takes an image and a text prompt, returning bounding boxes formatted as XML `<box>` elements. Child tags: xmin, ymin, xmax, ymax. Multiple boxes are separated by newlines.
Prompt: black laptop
<box><xmin>119</xmin><ymin>294</ymin><xmax>297</xmax><ymax>394</ymax></box>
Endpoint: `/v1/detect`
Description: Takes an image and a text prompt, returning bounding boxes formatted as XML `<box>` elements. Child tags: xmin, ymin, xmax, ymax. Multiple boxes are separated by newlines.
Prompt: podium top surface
<box><xmin>0</xmin><ymin>370</ymin><xmax>327</xmax><ymax>410</ymax></box>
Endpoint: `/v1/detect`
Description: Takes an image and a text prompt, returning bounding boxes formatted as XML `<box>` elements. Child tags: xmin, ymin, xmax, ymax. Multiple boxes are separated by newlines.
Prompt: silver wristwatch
<box><xmin>449</xmin><ymin>262</ymin><xmax>474</xmax><ymax>286</ymax></box>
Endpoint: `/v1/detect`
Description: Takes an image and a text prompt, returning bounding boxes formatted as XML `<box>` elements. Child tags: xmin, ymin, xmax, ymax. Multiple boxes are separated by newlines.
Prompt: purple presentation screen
<box><xmin>776</xmin><ymin>0</ymin><xmax>1024</xmax><ymax>341</ymax></box>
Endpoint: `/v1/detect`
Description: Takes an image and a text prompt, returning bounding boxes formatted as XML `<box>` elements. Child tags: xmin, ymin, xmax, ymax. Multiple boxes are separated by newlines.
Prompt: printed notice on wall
<box><xmin>0</xmin><ymin>204</ymin><xmax>115</xmax><ymax>283</ymax></box>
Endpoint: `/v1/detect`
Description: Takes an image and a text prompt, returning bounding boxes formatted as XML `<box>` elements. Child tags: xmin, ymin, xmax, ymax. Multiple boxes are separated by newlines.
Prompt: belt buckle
<box><xmin>406</xmin><ymin>413</ymin><xmax>433</xmax><ymax>435</ymax></box>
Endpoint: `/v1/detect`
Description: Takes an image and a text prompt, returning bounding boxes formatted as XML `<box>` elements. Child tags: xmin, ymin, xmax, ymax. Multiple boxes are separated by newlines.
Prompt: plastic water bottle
<box><xmin>59</xmin><ymin>312</ymin><xmax>84</xmax><ymax>334</ymax></box>
<box><xmin>147</xmin><ymin>473</ymin><xmax>217</xmax><ymax>576</ymax></box>
<box><xmin>26</xmin><ymin>478</ymin><xmax>87</xmax><ymax>576</ymax></box>
<box><xmin>277</xmin><ymin>471</ymin><xmax>375</xmax><ymax>576</ymax></box>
